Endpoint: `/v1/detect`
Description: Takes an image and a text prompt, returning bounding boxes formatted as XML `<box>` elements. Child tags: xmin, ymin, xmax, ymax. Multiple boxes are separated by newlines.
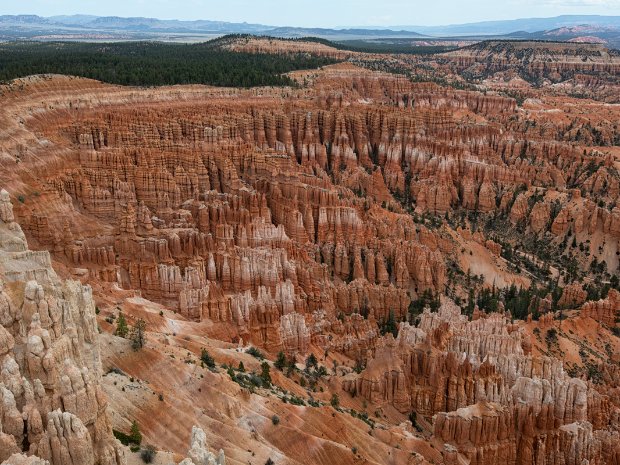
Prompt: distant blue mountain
<box><xmin>1</xmin><ymin>14</ymin><xmax>619</xmax><ymax>44</ymax></box>
<box><xmin>395</xmin><ymin>15</ymin><xmax>620</xmax><ymax>35</ymax></box>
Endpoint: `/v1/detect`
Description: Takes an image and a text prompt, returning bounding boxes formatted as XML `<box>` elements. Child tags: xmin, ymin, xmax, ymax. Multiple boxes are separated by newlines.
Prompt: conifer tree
<box><xmin>115</xmin><ymin>313</ymin><xmax>129</xmax><ymax>338</ymax></box>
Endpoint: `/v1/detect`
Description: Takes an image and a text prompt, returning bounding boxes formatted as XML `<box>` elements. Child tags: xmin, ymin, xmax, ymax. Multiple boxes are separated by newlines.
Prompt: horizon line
<box><xmin>3</xmin><ymin>12</ymin><xmax>620</xmax><ymax>30</ymax></box>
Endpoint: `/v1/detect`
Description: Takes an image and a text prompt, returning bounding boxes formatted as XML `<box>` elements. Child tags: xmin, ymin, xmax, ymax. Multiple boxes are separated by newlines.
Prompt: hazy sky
<box><xmin>5</xmin><ymin>0</ymin><xmax>620</xmax><ymax>27</ymax></box>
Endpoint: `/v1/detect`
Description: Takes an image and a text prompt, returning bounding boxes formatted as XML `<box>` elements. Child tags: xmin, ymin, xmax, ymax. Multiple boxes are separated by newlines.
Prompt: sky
<box><xmin>3</xmin><ymin>0</ymin><xmax>620</xmax><ymax>27</ymax></box>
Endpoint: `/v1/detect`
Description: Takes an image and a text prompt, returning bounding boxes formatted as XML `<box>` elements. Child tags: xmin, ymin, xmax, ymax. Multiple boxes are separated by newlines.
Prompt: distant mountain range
<box><xmin>393</xmin><ymin>15</ymin><xmax>620</xmax><ymax>35</ymax></box>
<box><xmin>506</xmin><ymin>24</ymin><xmax>620</xmax><ymax>47</ymax></box>
<box><xmin>0</xmin><ymin>14</ymin><xmax>619</xmax><ymax>47</ymax></box>
<box><xmin>0</xmin><ymin>14</ymin><xmax>269</xmax><ymax>35</ymax></box>
<box><xmin>0</xmin><ymin>14</ymin><xmax>424</xmax><ymax>40</ymax></box>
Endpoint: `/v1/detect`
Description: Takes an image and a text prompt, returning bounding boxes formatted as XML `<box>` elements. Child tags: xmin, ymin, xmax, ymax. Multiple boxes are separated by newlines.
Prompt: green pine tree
<box><xmin>305</xmin><ymin>353</ymin><xmax>318</xmax><ymax>371</ymax></box>
<box><xmin>130</xmin><ymin>318</ymin><xmax>146</xmax><ymax>350</ymax></box>
<box><xmin>275</xmin><ymin>351</ymin><xmax>286</xmax><ymax>371</ymax></box>
<box><xmin>381</xmin><ymin>309</ymin><xmax>398</xmax><ymax>338</ymax></box>
<box><xmin>115</xmin><ymin>313</ymin><xmax>129</xmax><ymax>338</ymax></box>
<box><xmin>130</xmin><ymin>420</ymin><xmax>142</xmax><ymax>445</ymax></box>
<box><xmin>260</xmin><ymin>361</ymin><xmax>272</xmax><ymax>387</ymax></box>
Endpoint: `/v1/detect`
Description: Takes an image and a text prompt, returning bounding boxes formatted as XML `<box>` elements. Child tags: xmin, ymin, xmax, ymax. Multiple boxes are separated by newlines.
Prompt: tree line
<box><xmin>0</xmin><ymin>40</ymin><xmax>339</xmax><ymax>87</ymax></box>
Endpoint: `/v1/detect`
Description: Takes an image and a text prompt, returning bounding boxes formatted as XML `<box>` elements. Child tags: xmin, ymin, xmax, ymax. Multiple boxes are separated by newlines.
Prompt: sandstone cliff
<box><xmin>0</xmin><ymin>190</ymin><xmax>124</xmax><ymax>465</ymax></box>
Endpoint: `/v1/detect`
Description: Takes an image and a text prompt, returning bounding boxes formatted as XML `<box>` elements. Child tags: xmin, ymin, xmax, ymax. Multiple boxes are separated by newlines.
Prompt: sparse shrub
<box><xmin>545</xmin><ymin>328</ymin><xmax>558</xmax><ymax>345</ymax></box>
<box><xmin>131</xmin><ymin>318</ymin><xmax>146</xmax><ymax>350</ymax></box>
<box><xmin>285</xmin><ymin>355</ymin><xmax>297</xmax><ymax>376</ymax></box>
<box><xmin>305</xmin><ymin>353</ymin><xmax>318</xmax><ymax>371</ymax></box>
<box><xmin>114</xmin><ymin>421</ymin><xmax>141</xmax><ymax>447</ymax></box>
<box><xmin>275</xmin><ymin>351</ymin><xmax>286</xmax><ymax>371</ymax></box>
<box><xmin>330</xmin><ymin>393</ymin><xmax>340</xmax><ymax>409</ymax></box>
<box><xmin>246</xmin><ymin>346</ymin><xmax>264</xmax><ymax>359</ymax></box>
<box><xmin>113</xmin><ymin>430</ymin><xmax>132</xmax><ymax>446</ymax></box>
<box><xmin>567</xmin><ymin>365</ymin><xmax>580</xmax><ymax>378</ymax></box>
<box><xmin>107</xmin><ymin>367</ymin><xmax>124</xmax><ymax>376</ymax></box>
<box><xmin>409</xmin><ymin>411</ymin><xmax>423</xmax><ymax>432</ymax></box>
<box><xmin>353</xmin><ymin>359</ymin><xmax>364</xmax><ymax>374</ymax></box>
<box><xmin>587</xmin><ymin>363</ymin><xmax>603</xmax><ymax>384</ymax></box>
<box><xmin>140</xmin><ymin>445</ymin><xmax>156</xmax><ymax>463</ymax></box>
<box><xmin>287</xmin><ymin>395</ymin><xmax>305</xmax><ymax>406</ymax></box>
<box><xmin>271</xmin><ymin>415</ymin><xmax>280</xmax><ymax>425</ymax></box>
<box><xmin>201</xmin><ymin>349</ymin><xmax>216</xmax><ymax>368</ymax></box>
<box><xmin>380</xmin><ymin>309</ymin><xmax>399</xmax><ymax>338</ymax></box>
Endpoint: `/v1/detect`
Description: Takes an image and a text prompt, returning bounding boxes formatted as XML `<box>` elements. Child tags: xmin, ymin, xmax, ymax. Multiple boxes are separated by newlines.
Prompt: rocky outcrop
<box><xmin>558</xmin><ymin>282</ymin><xmax>588</xmax><ymax>309</ymax></box>
<box><xmin>343</xmin><ymin>300</ymin><xmax>524</xmax><ymax>415</ymax></box>
<box><xmin>440</xmin><ymin>41</ymin><xmax>620</xmax><ymax>92</ymax></box>
<box><xmin>0</xmin><ymin>191</ymin><xmax>124</xmax><ymax>465</ymax></box>
<box><xmin>345</xmin><ymin>297</ymin><xmax>616</xmax><ymax>465</ymax></box>
<box><xmin>580</xmin><ymin>289</ymin><xmax>620</xmax><ymax>327</ymax></box>
<box><xmin>279</xmin><ymin>312</ymin><xmax>310</xmax><ymax>356</ymax></box>
<box><xmin>178</xmin><ymin>426</ymin><xmax>225</xmax><ymax>465</ymax></box>
<box><xmin>1</xmin><ymin>455</ymin><xmax>49</xmax><ymax>465</ymax></box>
<box><xmin>434</xmin><ymin>403</ymin><xmax>603</xmax><ymax>465</ymax></box>
<box><xmin>312</xmin><ymin>311</ymin><xmax>380</xmax><ymax>360</ymax></box>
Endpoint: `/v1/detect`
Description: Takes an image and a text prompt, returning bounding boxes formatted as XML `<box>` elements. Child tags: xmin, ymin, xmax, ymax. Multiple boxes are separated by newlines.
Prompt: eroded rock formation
<box><xmin>178</xmin><ymin>426</ymin><xmax>225</xmax><ymax>465</ymax></box>
<box><xmin>0</xmin><ymin>52</ymin><xmax>618</xmax><ymax>465</ymax></box>
<box><xmin>0</xmin><ymin>190</ymin><xmax>124</xmax><ymax>465</ymax></box>
<box><xmin>345</xmin><ymin>297</ymin><xmax>617</xmax><ymax>465</ymax></box>
<box><xmin>581</xmin><ymin>289</ymin><xmax>620</xmax><ymax>327</ymax></box>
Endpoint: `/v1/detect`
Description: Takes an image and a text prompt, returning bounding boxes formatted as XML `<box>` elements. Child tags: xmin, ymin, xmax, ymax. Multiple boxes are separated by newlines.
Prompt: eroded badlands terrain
<box><xmin>0</xmin><ymin>39</ymin><xmax>619</xmax><ymax>465</ymax></box>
